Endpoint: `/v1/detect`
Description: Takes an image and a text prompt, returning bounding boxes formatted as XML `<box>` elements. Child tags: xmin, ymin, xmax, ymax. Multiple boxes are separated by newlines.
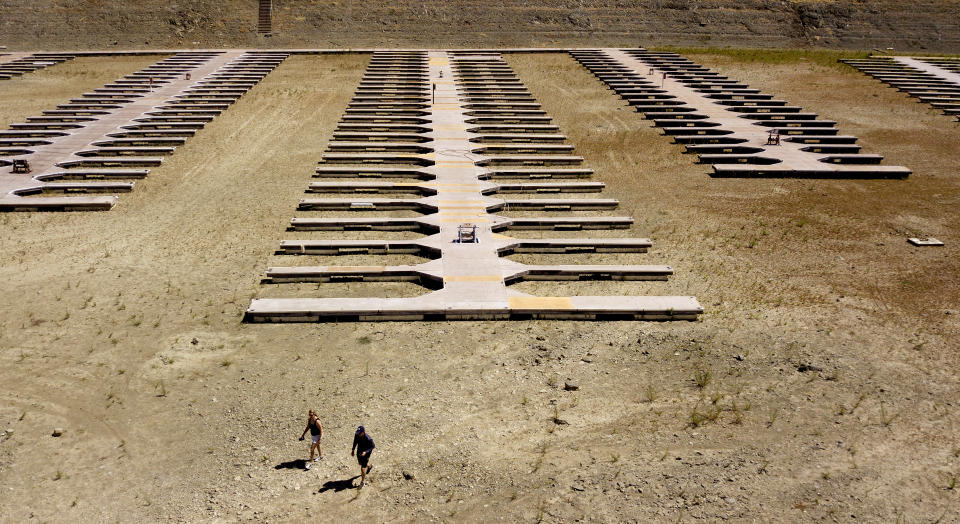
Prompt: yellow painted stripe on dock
<box><xmin>429</xmin><ymin>58</ymin><xmax>450</xmax><ymax>65</ymax></box>
<box><xmin>397</xmin><ymin>153</ymin><xmax>435</xmax><ymax>160</ymax></box>
<box><xmin>509</xmin><ymin>297</ymin><xmax>574</xmax><ymax>310</ymax></box>
<box><xmin>444</xmin><ymin>275</ymin><xmax>503</xmax><ymax>282</ymax></box>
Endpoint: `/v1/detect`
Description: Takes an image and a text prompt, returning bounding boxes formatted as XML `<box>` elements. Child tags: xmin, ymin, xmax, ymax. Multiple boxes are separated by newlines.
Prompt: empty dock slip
<box><xmin>842</xmin><ymin>56</ymin><xmax>960</xmax><ymax>121</ymax></box>
<box><xmin>0</xmin><ymin>53</ymin><xmax>75</xmax><ymax>81</ymax></box>
<box><xmin>1</xmin><ymin>51</ymin><xmax>289</xmax><ymax>211</ymax></box>
<box><xmin>246</xmin><ymin>50</ymin><xmax>701</xmax><ymax>322</ymax></box>
<box><xmin>572</xmin><ymin>48</ymin><xmax>912</xmax><ymax>179</ymax></box>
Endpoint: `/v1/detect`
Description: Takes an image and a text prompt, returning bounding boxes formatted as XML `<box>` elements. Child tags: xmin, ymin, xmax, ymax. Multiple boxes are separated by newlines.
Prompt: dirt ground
<box><xmin>0</xmin><ymin>50</ymin><xmax>959</xmax><ymax>522</ymax></box>
<box><xmin>0</xmin><ymin>55</ymin><xmax>165</xmax><ymax>130</ymax></box>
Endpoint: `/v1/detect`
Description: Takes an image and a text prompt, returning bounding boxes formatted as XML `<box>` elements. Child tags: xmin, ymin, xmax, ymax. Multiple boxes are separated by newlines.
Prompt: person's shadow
<box><xmin>274</xmin><ymin>459</ymin><xmax>307</xmax><ymax>470</ymax></box>
<box><xmin>318</xmin><ymin>476</ymin><xmax>360</xmax><ymax>493</ymax></box>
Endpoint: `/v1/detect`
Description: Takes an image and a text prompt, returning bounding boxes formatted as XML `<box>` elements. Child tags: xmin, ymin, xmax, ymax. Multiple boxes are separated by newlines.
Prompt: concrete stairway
<box><xmin>258</xmin><ymin>0</ymin><xmax>272</xmax><ymax>35</ymax></box>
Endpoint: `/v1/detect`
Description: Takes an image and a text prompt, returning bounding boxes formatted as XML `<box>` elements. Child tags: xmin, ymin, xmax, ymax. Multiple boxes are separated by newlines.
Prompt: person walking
<box><xmin>298</xmin><ymin>410</ymin><xmax>323</xmax><ymax>470</ymax></box>
<box><xmin>351</xmin><ymin>426</ymin><xmax>375</xmax><ymax>488</ymax></box>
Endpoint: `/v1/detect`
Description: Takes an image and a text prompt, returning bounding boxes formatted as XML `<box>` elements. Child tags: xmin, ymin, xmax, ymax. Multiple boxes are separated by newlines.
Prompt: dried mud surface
<box><xmin>0</xmin><ymin>51</ymin><xmax>958</xmax><ymax>522</ymax></box>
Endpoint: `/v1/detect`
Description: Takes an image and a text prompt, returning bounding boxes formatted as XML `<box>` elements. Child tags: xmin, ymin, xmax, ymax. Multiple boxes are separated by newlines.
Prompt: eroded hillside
<box><xmin>1</xmin><ymin>0</ymin><xmax>958</xmax><ymax>51</ymax></box>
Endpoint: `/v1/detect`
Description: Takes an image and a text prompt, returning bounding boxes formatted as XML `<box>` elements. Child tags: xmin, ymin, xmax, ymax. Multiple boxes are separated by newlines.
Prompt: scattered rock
<box><xmin>571</xmin><ymin>483</ymin><xmax>585</xmax><ymax>492</ymax></box>
<box><xmin>402</xmin><ymin>470</ymin><xmax>415</xmax><ymax>480</ymax></box>
<box><xmin>563</xmin><ymin>381</ymin><xmax>579</xmax><ymax>391</ymax></box>
<box><xmin>4</xmin><ymin>428</ymin><xmax>12</xmax><ymax>436</ymax></box>
<box><xmin>191</xmin><ymin>338</ymin><xmax>199</xmax><ymax>345</ymax></box>
<box><xmin>797</xmin><ymin>364</ymin><xmax>822</xmax><ymax>373</ymax></box>
<box><xmin>734</xmin><ymin>354</ymin><xmax>745</xmax><ymax>361</ymax></box>
<box><xmin>552</xmin><ymin>416</ymin><xmax>569</xmax><ymax>426</ymax></box>
<box><xmin>52</xmin><ymin>428</ymin><xmax>64</xmax><ymax>437</ymax></box>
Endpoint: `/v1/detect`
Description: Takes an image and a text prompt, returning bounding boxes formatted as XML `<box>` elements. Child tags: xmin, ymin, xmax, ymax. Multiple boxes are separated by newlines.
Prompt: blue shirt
<box><xmin>353</xmin><ymin>433</ymin><xmax>375</xmax><ymax>454</ymax></box>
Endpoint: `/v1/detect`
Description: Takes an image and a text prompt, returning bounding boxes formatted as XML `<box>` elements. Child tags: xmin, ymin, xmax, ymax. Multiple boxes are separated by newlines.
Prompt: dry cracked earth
<box><xmin>0</xmin><ymin>50</ymin><xmax>958</xmax><ymax>522</ymax></box>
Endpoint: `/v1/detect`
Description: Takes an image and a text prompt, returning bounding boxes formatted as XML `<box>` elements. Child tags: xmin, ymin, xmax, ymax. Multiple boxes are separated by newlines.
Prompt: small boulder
<box><xmin>402</xmin><ymin>470</ymin><xmax>415</xmax><ymax>480</ymax></box>
<box><xmin>52</xmin><ymin>428</ymin><xmax>64</xmax><ymax>437</ymax></box>
<box><xmin>563</xmin><ymin>381</ymin><xmax>579</xmax><ymax>392</ymax></box>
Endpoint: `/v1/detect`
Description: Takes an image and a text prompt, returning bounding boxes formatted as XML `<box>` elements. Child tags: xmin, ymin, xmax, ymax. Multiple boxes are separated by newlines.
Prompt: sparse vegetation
<box><xmin>693</xmin><ymin>368</ymin><xmax>712</xmax><ymax>389</ymax></box>
<box><xmin>643</xmin><ymin>384</ymin><xmax>658</xmax><ymax>403</ymax></box>
<box><xmin>0</xmin><ymin>46</ymin><xmax>955</xmax><ymax>523</ymax></box>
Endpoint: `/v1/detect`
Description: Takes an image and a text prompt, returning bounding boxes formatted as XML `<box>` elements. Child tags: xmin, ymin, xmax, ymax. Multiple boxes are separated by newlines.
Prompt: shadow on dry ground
<box><xmin>0</xmin><ymin>51</ymin><xmax>957</xmax><ymax>521</ymax></box>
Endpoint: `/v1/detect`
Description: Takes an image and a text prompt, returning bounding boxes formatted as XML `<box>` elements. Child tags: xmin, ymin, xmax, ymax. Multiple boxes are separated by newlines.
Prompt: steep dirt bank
<box><xmin>1</xmin><ymin>0</ymin><xmax>959</xmax><ymax>52</ymax></box>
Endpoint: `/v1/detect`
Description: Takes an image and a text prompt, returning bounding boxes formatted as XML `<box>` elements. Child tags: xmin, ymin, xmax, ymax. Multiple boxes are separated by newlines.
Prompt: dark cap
<box><xmin>356</xmin><ymin>426</ymin><xmax>365</xmax><ymax>434</ymax></box>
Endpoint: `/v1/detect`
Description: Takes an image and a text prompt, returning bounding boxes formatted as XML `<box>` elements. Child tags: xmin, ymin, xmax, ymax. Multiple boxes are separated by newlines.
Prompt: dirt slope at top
<box><xmin>1</xmin><ymin>0</ymin><xmax>959</xmax><ymax>52</ymax></box>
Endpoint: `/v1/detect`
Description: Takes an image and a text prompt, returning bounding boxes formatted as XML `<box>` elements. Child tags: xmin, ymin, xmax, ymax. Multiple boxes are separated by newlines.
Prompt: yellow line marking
<box><xmin>439</xmin><ymin>218</ymin><xmax>489</xmax><ymax>223</ymax></box>
<box><xmin>444</xmin><ymin>275</ymin><xmax>502</xmax><ymax>282</ymax></box>
<box><xmin>429</xmin><ymin>58</ymin><xmax>450</xmax><ymax>66</ymax></box>
<box><xmin>397</xmin><ymin>153</ymin><xmax>435</xmax><ymax>160</ymax></box>
<box><xmin>509</xmin><ymin>297</ymin><xmax>574</xmax><ymax>310</ymax></box>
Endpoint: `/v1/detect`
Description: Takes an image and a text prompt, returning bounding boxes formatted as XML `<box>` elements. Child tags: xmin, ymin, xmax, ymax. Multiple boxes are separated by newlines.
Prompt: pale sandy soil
<box><xmin>0</xmin><ymin>51</ymin><xmax>958</xmax><ymax>522</ymax></box>
<box><xmin>0</xmin><ymin>55</ymin><xmax>164</xmax><ymax>130</ymax></box>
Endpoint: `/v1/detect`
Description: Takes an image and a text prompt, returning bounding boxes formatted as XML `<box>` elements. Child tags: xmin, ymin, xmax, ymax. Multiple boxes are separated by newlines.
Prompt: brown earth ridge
<box><xmin>1</xmin><ymin>0</ymin><xmax>959</xmax><ymax>52</ymax></box>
